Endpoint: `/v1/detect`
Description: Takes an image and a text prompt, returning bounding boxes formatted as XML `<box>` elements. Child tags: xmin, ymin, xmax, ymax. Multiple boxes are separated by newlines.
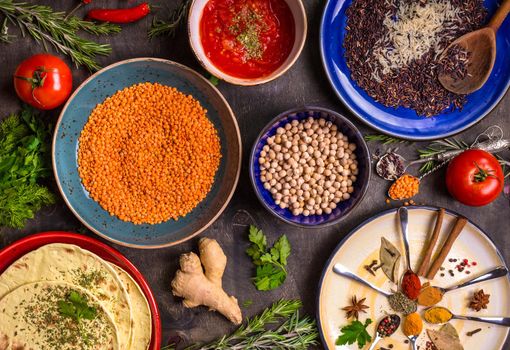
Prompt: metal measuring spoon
<box><xmin>405</xmin><ymin>334</ymin><xmax>419</xmax><ymax>350</ymax></box>
<box><xmin>367</xmin><ymin>315</ymin><xmax>401</xmax><ymax>350</ymax></box>
<box><xmin>437</xmin><ymin>266</ymin><xmax>508</xmax><ymax>296</ymax></box>
<box><xmin>332</xmin><ymin>263</ymin><xmax>392</xmax><ymax>297</ymax></box>
<box><xmin>424</xmin><ymin>306</ymin><xmax>510</xmax><ymax>327</ymax></box>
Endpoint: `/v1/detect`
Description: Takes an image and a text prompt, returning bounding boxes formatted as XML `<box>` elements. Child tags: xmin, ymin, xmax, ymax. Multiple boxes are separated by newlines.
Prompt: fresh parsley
<box><xmin>335</xmin><ymin>318</ymin><xmax>373</xmax><ymax>349</ymax></box>
<box><xmin>246</xmin><ymin>225</ymin><xmax>291</xmax><ymax>291</ymax></box>
<box><xmin>58</xmin><ymin>291</ymin><xmax>97</xmax><ymax>323</ymax></box>
<box><xmin>0</xmin><ymin>106</ymin><xmax>55</xmax><ymax>228</ymax></box>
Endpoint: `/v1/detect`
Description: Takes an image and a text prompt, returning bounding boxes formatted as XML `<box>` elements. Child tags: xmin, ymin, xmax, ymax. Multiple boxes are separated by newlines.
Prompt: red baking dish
<box><xmin>0</xmin><ymin>231</ymin><xmax>162</xmax><ymax>349</ymax></box>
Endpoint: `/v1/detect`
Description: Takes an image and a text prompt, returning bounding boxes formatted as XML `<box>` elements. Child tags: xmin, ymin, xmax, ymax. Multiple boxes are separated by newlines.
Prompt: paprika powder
<box><xmin>402</xmin><ymin>270</ymin><xmax>421</xmax><ymax>300</ymax></box>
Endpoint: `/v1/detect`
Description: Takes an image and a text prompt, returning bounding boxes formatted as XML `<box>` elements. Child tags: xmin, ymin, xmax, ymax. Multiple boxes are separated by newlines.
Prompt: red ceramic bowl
<box><xmin>0</xmin><ymin>232</ymin><xmax>162</xmax><ymax>349</ymax></box>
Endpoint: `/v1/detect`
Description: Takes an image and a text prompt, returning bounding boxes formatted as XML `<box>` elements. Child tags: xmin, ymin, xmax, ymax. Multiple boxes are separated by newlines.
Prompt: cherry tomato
<box><xmin>445</xmin><ymin>149</ymin><xmax>504</xmax><ymax>206</ymax></box>
<box><xmin>13</xmin><ymin>54</ymin><xmax>73</xmax><ymax>110</ymax></box>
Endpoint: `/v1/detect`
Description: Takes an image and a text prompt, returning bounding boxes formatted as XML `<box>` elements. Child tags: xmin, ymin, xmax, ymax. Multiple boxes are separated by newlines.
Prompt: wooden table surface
<box><xmin>1</xmin><ymin>1</ymin><xmax>509</xmax><ymax>348</ymax></box>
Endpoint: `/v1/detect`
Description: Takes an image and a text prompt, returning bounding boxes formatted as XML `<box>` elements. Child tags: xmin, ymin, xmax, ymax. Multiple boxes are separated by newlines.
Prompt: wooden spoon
<box><xmin>438</xmin><ymin>0</ymin><xmax>510</xmax><ymax>94</ymax></box>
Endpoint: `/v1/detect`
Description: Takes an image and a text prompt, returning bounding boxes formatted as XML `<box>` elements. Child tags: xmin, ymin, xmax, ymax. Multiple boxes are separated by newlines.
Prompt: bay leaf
<box><xmin>427</xmin><ymin>329</ymin><xmax>464</xmax><ymax>350</ymax></box>
<box><xmin>440</xmin><ymin>323</ymin><xmax>460</xmax><ymax>340</ymax></box>
<box><xmin>380</xmin><ymin>237</ymin><xmax>401</xmax><ymax>283</ymax></box>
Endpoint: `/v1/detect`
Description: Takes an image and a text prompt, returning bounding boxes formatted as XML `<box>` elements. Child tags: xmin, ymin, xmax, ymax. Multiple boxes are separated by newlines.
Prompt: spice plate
<box><xmin>317</xmin><ymin>206</ymin><xmax>510</xmax><ymax>349</ymax></box>
<box><xmin>320</xmin><ymin>0</ymin><xmax>510</xmax><ymax>140</ymax></box>
<box><xmin>53</xmin><ymin>58</ymin><xmax>242</xmax><ymax>248</ymax></box>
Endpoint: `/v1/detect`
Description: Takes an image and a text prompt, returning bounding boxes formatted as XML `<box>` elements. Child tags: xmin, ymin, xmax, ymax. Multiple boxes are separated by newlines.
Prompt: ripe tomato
<box><xmin>13</xmin><ymin>54</ymin><xmax>72</xmax><ymax>110</ymax></box>
<box><xmin>446</xmin><ymin>149</ymin><xmax>504</xmax><ymax>206</ymax></box>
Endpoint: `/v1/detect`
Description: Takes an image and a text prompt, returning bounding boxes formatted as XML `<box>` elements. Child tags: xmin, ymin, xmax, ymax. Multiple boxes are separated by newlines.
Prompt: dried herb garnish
<box><xmin>342</xmin><ymin>295</ymin><xmax>369</xmax><ymax>320</ymax></box>
<box><xmin>469</xmin><ymin>289</ymin><xmax>490</xmax><ymax>311</ymax></box>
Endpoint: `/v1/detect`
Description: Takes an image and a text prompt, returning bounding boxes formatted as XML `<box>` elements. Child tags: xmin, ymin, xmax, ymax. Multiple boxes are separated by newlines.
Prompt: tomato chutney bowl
<box><xmin>188</xmin><ymin>0</ymin><xmax>307</xmax><ymax>85</ymax></box>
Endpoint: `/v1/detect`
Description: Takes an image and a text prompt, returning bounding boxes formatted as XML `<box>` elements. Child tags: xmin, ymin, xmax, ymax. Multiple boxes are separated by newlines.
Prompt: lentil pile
<box><xmin>258</xmin><ymin>117</ymin><xmax>359</xmax><ymax>216</ymax></box>
<box><xmin>78</xmin><ymin>82</ymin><xmax>221</xmax><ymax>224</ymax></box>
<box><xmin>343</xmin><ymin>0</ymin><xmax>486</xmax><ymax>116</ymax></box>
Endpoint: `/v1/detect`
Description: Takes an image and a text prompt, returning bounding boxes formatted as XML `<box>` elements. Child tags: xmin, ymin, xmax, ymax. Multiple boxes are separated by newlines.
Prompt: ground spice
<box><xmin>424</xmin><ymin>307</ymin><xmax>453</xmax><ymax>324</ymax></box>
<box><xmin>388</xmin><ymin>291</ymin><xmax>417</xmax><ymax>315</ymax></box>
<box><xmin>78</xmin><ymin>82</ymin><xmax>222</xmax><ymax>224</ymax></box>
<box><xmin>401</xmin><ymin>270</ymin><xmax>421</xmax><ymax>300</ymax></box>
<box><xmin>418</xmin><ymin>286</ymin><xmax>443</xmax><ymax>307</ymax></box>
<box><xmin>403</xmin><ymin>312</ymin><xmax>423</xmax><ymax>336</ymax></box>
<box><xmin>388</xmin><ymin>174</ymin><xmax>420</xmax><ymax>200</ymax></box>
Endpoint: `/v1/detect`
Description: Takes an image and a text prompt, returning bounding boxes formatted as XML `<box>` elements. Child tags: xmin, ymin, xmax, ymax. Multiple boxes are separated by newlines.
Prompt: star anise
<box><xmin>469</xmin><ymin>289</ymin><xmax>490</xmax><ymax>311</ymax></box>
<box><xmin>342</xmin><ymin>295</ymin><xmax>369</xmax><ymax>319</ymax></box>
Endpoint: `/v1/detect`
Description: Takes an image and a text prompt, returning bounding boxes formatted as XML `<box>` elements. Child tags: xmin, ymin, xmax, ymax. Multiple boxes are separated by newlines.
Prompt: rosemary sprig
<box><xmin>417</xmin><ymin>138</ymin><xmax>469</xmax><ymax>173</ymax></box>
<box><xmin>496</xmin><ymin>155</ymin><xmax>510</xmax><ymax>179</ymax></box>
<box><xmin>162</xmin><ymin>299</ymin><xmax>318</xmax><ymax>350</ymax></box>
<box><xmin>0</xmin><ymin>0</ymin><xmax>121</xmax><ymax>70</ymax></box>
<box><xmin>364</xmin><ymin>134</ymin><xmax>408</xmax><ymax>145</ymax></box>
<box><xmin>148</xmin><ymin>0</ymin><xmax>191</xmax><ymax>39</ymax></box>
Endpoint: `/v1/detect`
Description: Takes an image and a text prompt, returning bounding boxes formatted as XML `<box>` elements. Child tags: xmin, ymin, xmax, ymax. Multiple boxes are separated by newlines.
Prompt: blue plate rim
<box><xmin>319</xmin><ymin>0</ymin><xmax>510</xmax><ymax>141</ymax></box>
<box><xmin>52</xmin><ymin>57</ymin><xmax>243</xmax><ymax>249</ymax></box>
<box><xmin>315</xmin><ymin>205</ymin><xmax>510</xmax><ymax>349</ymax></box>
<box><xmin>249</xmin><ymin>105</ymin><xmax>371</xmax><ymax>228</ymax></box>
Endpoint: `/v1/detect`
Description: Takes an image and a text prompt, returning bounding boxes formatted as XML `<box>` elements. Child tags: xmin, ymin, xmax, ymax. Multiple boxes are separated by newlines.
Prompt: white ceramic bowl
<box><xmin>188</xmin><ymin>0</ymin><xmax>307</xmax><ymax>86</ymax></box>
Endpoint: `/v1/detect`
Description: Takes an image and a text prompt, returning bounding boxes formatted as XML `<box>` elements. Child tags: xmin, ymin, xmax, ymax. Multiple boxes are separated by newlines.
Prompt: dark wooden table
<box><xmin>1</xmin><ymin>1</ymin><xmax>509</xmax><ymax>348</ymax></box>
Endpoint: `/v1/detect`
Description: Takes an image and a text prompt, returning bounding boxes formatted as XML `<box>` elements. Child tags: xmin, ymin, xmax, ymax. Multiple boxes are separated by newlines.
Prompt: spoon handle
<box><xmin>452</xmin><ymin>315</ymin><xmax>510</xmax><ymax>327</ymax></box>
<box><xmin>332</xmin><ymin>263</ymin><xmax>391</xmax><ymax>297</ymax></box>
<box><xmin>367</xmin><ymin>334</ymin><xmax>382</xmax><ymax>350</ymax></box>
<box><xmin>444</xmin><ymin>266</ymin><xmax>508</xmax><ymax>292</ymax></box>
<box><xmin>488</xmin><ymin>0</ymin><xmax>510</xmax><ymax>32</ymax></box>
<box><xmin>398</xmin><ymin>207</ymin><xmax>411</xmax><ymax>270</ymax></box>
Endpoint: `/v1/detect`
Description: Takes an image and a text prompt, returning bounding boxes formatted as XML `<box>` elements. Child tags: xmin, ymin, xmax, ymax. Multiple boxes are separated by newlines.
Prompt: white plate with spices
<box><xmin>317</xmin><ymin>206</ymin><xmax>510</xmax><ymax>349</ymax></box>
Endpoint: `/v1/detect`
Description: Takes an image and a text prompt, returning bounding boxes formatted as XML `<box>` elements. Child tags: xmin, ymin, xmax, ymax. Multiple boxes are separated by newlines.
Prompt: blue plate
<box><xmin>53</xmin><ymin>58</ymin><xmax>242</xmax><ymax>248</ymax></box>
<box><xmin>320</xmin><ymin>0</ymin><xmax>510</xmax><ymax>140</ymax></box>
<box><xmin>249</xmin><ymin>107</ymin><xmax>371</xmax><ymax>227</ymax></box>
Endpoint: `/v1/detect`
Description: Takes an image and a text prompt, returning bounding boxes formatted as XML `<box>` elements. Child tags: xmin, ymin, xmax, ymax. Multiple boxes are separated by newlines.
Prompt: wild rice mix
<box><xmin>344</xmin><ymin>0</ymin><xmax>486</xmax><ymax>116</ymax></box>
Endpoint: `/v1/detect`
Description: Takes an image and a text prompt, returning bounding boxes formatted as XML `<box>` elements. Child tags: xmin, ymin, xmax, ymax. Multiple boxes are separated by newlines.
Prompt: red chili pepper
<box><xmin>87</xmin><ymin>3</ymin><xmax>151</xmax><ymax>24</ymax></box>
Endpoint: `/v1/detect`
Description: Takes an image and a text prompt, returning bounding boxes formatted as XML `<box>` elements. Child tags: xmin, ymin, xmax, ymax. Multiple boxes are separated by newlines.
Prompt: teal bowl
<box><xmin>53</xmin><ymin>58</ymin><xmax>242</xmax><ymax>248</ymax></box>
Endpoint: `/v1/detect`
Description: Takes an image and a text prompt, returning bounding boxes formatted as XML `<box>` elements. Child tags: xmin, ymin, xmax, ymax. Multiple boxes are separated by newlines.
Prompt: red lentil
<box><xmin>78</xmin><ymin>82</ymin><xmax>221</xmax><ymax>224</ymax></box>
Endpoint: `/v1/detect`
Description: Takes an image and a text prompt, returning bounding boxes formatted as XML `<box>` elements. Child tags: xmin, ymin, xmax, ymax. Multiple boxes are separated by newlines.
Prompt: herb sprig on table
<box><xmin>0</xmin><ymin>0</ymin><xmax>121</xmax><ymax>70</ymax></box>
<box><xmin>148</xmin><ymin>0</ymin><xmax>191</xmax><ymax>38</ymax></box>
<box><xmin>246</xmin><ymin>225</ymin><xmax>291</xmax><ymax>291</ymax></box>
<box><xmin>162</xmin><ymin>299</ymin><xmax>318</xmax><ymax>350</ymax></box>
<box><xmin>0</xmin><ymin>106</ymin><xmax>55</xmax><ymax>229</ymax></box>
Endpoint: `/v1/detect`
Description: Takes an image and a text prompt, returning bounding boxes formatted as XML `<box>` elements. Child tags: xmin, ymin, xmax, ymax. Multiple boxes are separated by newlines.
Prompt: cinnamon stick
<box><xmin>417</xmin><ymin>208</ymin><xmax>445</xmax><ymax>277</ymax></box>
<box><xmin>426</xmin><ymin>216</ymin><xmax>468</xmax><ymax>279</ymax></box>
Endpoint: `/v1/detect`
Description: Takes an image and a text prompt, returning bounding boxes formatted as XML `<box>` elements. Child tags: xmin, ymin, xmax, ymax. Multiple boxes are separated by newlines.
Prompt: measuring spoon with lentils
<box><xmin>367</xmin><ymin>314</ymin><xmax>401</xmax><ymax>350</ymax></box>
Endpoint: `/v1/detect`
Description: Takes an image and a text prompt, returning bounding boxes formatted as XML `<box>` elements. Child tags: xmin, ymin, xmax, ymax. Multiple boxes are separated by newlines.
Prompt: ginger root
<box><xmin>171</xmin><ymin>238</ymin><xmax>242</xmax><ymax>324</ymax></box>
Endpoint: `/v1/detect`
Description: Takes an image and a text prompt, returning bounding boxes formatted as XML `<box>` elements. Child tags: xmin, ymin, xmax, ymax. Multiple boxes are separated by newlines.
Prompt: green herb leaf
<box><xmin>58</xmin><ymin>291</ymin><xmax>97</xmax><ymax>323</ymax></box>
<box><xmin>209</xmin><ymin>75</ymin><xmax>220</xmax><ymax>86</ymax></box>
<box><xmin>336</xmin><ymin>319</ymin><xmax>373</xmax><ymax>349</ymax></box>
<box><xmin>0</xmin><ymin>106</ymin><xmax>54</xmax><ymax>228</ymax></box>
<box><xmin>246</xmin><ymin>226</ymin><xmax>291</xmax><ymax>291</ymax></box>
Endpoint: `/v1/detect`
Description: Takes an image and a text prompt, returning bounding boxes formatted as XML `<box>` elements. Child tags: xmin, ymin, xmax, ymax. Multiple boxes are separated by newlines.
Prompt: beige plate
<box><xmin>317</xmin><ymin>206</ymin><xmax>510</xmax><ymax>350</ymax></box>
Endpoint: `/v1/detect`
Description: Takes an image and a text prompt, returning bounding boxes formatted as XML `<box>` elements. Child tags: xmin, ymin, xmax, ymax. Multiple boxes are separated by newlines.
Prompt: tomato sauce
<box><xmin>200</xmin><ymin>0</ymin><xmax>295</xmax><ymax>79</ymax></box>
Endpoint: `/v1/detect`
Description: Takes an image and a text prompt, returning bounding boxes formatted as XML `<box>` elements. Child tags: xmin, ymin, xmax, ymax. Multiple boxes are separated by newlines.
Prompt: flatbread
<box><xmin>111</xmin><ymin>264</ymin><xmax>152</xmax><ymax>350</ymax></box>
<box><xmin>0</xmin><ymin>243</ymin><xmax>132</xmax><ymax>349</ymax></box>
<box><xmin>0</xmin><ymin>281</ymin><xmax>119</xmax><ymax>350</ymax></box>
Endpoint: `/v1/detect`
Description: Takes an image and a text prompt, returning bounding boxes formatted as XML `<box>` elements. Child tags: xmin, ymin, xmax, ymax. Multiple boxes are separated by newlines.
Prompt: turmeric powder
<box><xmin>424</xmin><ymin>306</ymin><xmax>453</xmax><ymax>324</ymax></box>
<box><xmin>403</xmin><ymin>312</ymin><xmax>423</xmax><ymax>336</ymax></box>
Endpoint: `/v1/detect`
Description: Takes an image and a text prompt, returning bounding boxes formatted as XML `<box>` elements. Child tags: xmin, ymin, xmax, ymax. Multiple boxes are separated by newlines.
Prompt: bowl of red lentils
<box><xmin>250</xmin><ymin>107</ymin><xmax>371</xmax><ymax>227</ymax></box>
<box><xmin>53</xmin><ymin>58</ymin><xmax>242</xmax><ymax>248</ymax></box>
